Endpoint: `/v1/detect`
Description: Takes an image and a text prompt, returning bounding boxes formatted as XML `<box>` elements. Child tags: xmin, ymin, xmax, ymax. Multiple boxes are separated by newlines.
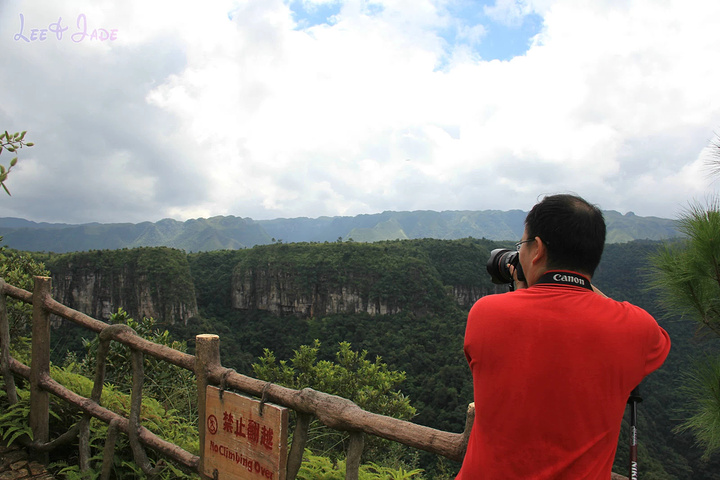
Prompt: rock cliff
<box><xmin>232</xmin><ymin>267</ymin><xmax>406</xmax><ymax>316</ymax></box>
<box><xmin>231</xmin><ymin>241</ymin><xmax>499</xmax><ymax>317</ymax></box>
<box><xmin>45</xmin><ymin>247</ymin><xmax>198</xmax><ymax>324</ymax></box>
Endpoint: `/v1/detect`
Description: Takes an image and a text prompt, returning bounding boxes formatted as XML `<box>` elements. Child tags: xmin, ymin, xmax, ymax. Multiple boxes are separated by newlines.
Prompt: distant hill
<box><xmin>0</xmin><ymin>210</ymin><xmax>679</xmax><ymax>253</ymax></box>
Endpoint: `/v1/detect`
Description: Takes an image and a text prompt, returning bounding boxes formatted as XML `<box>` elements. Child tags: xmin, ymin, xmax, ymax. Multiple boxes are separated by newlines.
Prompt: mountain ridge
<box><xmin>0</xmin><ymin>209</ymin><xmax>679</xmax><ymax>253</ymax></box>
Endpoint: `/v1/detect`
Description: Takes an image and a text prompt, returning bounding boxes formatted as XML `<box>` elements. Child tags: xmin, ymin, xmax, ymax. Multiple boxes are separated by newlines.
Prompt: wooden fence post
<box><xmin>286</xmin><ymin>412</ymin><xmax>311</xmax><ymax>480</ymax></box>
<box><xmin>29</xmin><ymin>276</ymin><xmax>51</xmax><ymax>463</ymax></box>
<box><xmin>196</xmin><ymin>334</ymin><xmax>221</xmax><ymax>479</ymax></box>
<box><xmin>345</xmin><ymin>431</ymin><xmax>364</xmax><ymax>480</ymax></box>
<box><xmin>0</xmin><ymin>279</ymin><xmax>18</xmax><ymax>405</ymax></box>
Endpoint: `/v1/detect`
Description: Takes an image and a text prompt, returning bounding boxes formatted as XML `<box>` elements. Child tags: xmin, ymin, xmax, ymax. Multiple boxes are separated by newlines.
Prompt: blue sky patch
<box><xmin>284</xmin><ymin>0</ymin><xmax>543</xmax><ymax>62</ymax></box>
<box><xmin>442</xmin><ymin>0</ymin><xmax>543</xmax><ymax>61</ymax></box>
<box><xmin>475</xmin><ymin>12</ymin><xmax>543</xmax><ymax>60</ymax></box>
<box><xmin>289</xmin><ymin>1</ymin><xmax>343</xmax><ymax>28</ymax></box>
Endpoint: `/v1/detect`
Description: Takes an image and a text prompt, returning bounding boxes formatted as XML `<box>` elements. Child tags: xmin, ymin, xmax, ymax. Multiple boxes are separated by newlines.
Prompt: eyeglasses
<box><xmin>515</xmin><ymin>239</ymin><xmax>535</xmax><ymax>251</ymax></box>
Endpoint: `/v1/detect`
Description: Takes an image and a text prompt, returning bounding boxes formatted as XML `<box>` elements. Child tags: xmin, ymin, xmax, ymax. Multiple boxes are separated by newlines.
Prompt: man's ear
<box><xmin>531</xmin><ymin>236</ymin><xmax>547</xmax><ymax>266</ymax></box>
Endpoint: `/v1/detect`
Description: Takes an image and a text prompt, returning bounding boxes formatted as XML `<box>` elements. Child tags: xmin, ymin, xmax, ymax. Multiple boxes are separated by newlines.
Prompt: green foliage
<box><xmin>302</xmin><ymin>311</ymin><xmax>469</xmax><ymax>435</ymax></box>
<box><xmin>0</xmin><ymin>387</ymin><xmax>33</xmax><ymax>444</ymax></box>
<box><xmin>0</xmin><ymin>304</ymin><xmax>199</xmax><ymax>478</ymax></box>
<box><xmin>0</xmin><ymin>362</ymin><xmax>198</xmax><ymax>479</ymax></box>
<box><xmin>297</xmin><ymin>450</ymin><xmax>424</xmax><ymax>480</ymax></box>
<box><xmin>253</xmin><ymin>340</ymin><xmax>417</xmax><ymax>462</ymax></box>
<box><xmin>79</xmin><ymin>308</ymin><xmax>197</xmax><ymax>419</ymax></box>
<box><xmin>50</xmin><ymin>461</ymin><xmax>101</xmax><ymax>480</ymax></box>
<box><xmin>0</xmin><ymin>130</ymin><xmax>33</xmax><ymax>196</ymax></box>
<box><xmin>673</xmin><ymin>355</ymin><xmax>720</xmax><ymax>459</ymax></box>
<box><xmin>4</xmin><ymin>302</ymin><xmax>198</xmax><ymax>478</ymax></box>
<box><xmin>187</xmin><ymin>249</ymin><xmax>246</xmax><ymax>318</ymax></box>
<box><xmin>648</xmin><ymin>201</ymin><xmax>720</xmax><ymax>460</ymax></box>
<box><xmin>0</xmin><ymin>248</ymin><xmax>49</xmax><ymax>290</ymax></box>
<box><xmin>253</xmin><ymin>340</ymin><xmax>415</xmax><ymax>420</ymax></box>
<box><xmin>404</xmin><ymin>237</ymin><xmax>496</xmax><ymax>291</ymax></box>
<box><xmin>52</xmin><ymin>361</ymin><xmax>198</xmax><ymax>454</ymax></box>
<box><xmin>650</xmin><ymin>203</ymin><xmax>720</xmax><ymax>336</ymax></box>
<box><xmin>0</xmin><ymin>247</ymin><xmax>50</xmax><ymax>337</ymax></box>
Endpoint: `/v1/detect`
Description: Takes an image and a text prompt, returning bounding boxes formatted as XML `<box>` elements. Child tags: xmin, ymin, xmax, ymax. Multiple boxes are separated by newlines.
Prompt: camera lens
<box><xmin>486</xmin><ymin>248</ymin><xmax>525</xmax><ymax>284</ymax></box>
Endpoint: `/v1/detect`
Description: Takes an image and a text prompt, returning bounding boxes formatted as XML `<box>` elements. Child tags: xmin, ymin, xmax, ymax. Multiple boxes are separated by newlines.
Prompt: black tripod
<box><xmin>628</xmin><ymin>386</ymin><xmax>642</xmax><ymax>480</ymax></box>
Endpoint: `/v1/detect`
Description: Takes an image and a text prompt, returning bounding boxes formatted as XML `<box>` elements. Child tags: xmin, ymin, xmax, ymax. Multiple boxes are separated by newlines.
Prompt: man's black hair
<box><xmin>524</xmin><ymin>194</ymin><xmax>606</xmax><ymax>276</ymax></box>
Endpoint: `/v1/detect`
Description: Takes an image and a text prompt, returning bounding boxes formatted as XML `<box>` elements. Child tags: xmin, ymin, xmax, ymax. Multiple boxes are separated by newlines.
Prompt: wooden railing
<box><xmin>0</xmin><ymin>276</ymin><xmax>474</xmax><ymax>479</ymax></box>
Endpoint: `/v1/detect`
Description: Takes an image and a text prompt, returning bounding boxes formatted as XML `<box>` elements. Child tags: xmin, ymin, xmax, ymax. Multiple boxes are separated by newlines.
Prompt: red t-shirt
<box><xmin>457</xmin><ymin>271</ymin><xmax>671</xmax><ymax>480</ymax></box>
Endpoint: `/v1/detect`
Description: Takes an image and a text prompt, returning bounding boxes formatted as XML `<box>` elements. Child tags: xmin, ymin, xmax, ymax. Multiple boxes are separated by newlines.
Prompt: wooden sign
<box><xmin>204</xmin><ymin>386</ymin><xmax>289</xmax><ymax>480</ymax></box>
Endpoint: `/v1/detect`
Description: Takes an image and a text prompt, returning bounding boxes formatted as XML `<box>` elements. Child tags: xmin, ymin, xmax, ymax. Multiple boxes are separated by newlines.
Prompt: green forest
<box><xmin>3</xmin><ymin>238</ymin><xmax>720</xmax><ymax>478</ymax></box>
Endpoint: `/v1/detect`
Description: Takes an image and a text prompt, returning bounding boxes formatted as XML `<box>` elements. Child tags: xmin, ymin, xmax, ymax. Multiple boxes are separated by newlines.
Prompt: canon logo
<box><xmin>552</xmin><ymin>273</ymin><xmax>586</xmax><ymax>286</ymax></box>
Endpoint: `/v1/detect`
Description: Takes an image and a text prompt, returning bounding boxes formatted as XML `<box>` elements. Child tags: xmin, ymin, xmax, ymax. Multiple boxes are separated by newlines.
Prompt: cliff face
<box><xmin>41</xmin><ymin>240</ymin><xmax>499</xmax><ymax>323</ymax></box>
<box><xmin>46</xmin><ymin>248</ymin><xmax>198</xmax><ymax>324</ymax></box>
<box><xmin>232</xmin><ymin>268</ymin><xmax>405</xmax><ymax>316</ymax></box>
<box><xmin>230</xmin><ymin>241</ymin><xmax>500</xmax><ymax>317</ymax></box>
<box><xmin>232</xmin><ymin>268</ymin><xmax>491</xmax><ymax>316</ymax></box>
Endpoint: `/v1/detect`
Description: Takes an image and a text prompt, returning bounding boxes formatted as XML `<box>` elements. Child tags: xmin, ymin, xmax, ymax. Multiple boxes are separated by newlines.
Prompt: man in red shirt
<box><xmin>457</xmin><ymin>194</ymin><xmax>671</xmax><ymax>479</ymax></box>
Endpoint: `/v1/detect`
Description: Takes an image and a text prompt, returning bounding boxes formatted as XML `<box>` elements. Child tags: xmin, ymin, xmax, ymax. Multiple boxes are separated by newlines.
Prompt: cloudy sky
<box><xmin>1</xmin><ymin>0</ymin><xmax>719</xmax><ymax>224</ymax></box>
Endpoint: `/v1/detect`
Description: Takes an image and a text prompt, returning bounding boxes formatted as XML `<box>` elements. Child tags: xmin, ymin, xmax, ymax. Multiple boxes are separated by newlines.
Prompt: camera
<box><xmin>486</xmin><ymin>248</ymin><xmax>526</xmax><ymax>285</ymax></box>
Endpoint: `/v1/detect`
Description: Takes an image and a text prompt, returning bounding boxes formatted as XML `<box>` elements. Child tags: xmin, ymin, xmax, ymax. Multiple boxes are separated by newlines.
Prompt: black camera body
<box><xmin>486</xmin><ymin>248</ymin><xmax>526</xmax><ymax>285</ymax></box>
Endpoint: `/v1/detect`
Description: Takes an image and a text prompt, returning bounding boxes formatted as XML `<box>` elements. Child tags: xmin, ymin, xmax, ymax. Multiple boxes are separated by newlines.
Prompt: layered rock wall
<box><xmin>230</xmin><ymin>241</ymin><xmax>499</xmax><ymax>317</ymax></box>
<box><xmin>232</xmin><ymin>268</ymin><xmax>404</xmax><ymax>317</ymax></box>
<box><xmin>46</xmin><ymin>248</ymin><xmax>198</xmax><ymax>325</ymax></box>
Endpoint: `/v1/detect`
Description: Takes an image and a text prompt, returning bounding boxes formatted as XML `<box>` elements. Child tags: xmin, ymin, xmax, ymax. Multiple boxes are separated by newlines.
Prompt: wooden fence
<box><xmin>0</xmin><ymin>276</ymin><xmax>474</xmax><ymax>479</ymax></box>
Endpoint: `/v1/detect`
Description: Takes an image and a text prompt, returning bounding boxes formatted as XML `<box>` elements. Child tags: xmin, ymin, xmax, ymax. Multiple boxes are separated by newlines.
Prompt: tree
<box><xmin>647</xmin><ymin>133</ymin><xmax>720</xmax><ymax>460</ymax></box>
<box><xmin>253</xmin><ymin>340</ymin><xmax>415</xmax><ymax>420</ymax></box>
<box><xmin>650</xmin><ymin>200</ymin><xmax>720</xmax><ymax>459</ymax></box>
<box><xmin>705</xmin><ymin>134</ymin><xmax>720</xmax><ymax>178</ymax></box>
<box><xmin>0</xmin><ymin>248</ymin><xmax>49</xmax><ymax>340</ymax></box>
<box><xmin>252</xmin><ymin>340</ymin><xmax>416</xmax><ymax>461</ymax></box>
<box><xmin>0</xmin><ymin>130</ymin><xmax>33</xmax><ymax>196</ymax></box>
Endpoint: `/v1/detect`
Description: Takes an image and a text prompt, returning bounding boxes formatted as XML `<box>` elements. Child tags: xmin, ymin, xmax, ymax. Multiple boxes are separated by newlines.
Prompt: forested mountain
<box><xmin>36</xmin><ymin>247</ymin><xmax>197</xmax><ymax>325</ymax></box>
<box><xmin>0</xmin><ymin>209</ymin><xmax>678</xmax><ymax>253</ymax></box>
<box><xmin>37</xmin><ymin>238</ymin><xmax>720</xmax><ymax>479</ymax></box>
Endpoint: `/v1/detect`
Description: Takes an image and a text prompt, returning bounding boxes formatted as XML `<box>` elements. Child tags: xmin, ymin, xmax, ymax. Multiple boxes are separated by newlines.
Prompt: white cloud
<box><xmin>1</xmin><ymin>0</ymin><xmax>719</xmax><ymax>224</ymax></box>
